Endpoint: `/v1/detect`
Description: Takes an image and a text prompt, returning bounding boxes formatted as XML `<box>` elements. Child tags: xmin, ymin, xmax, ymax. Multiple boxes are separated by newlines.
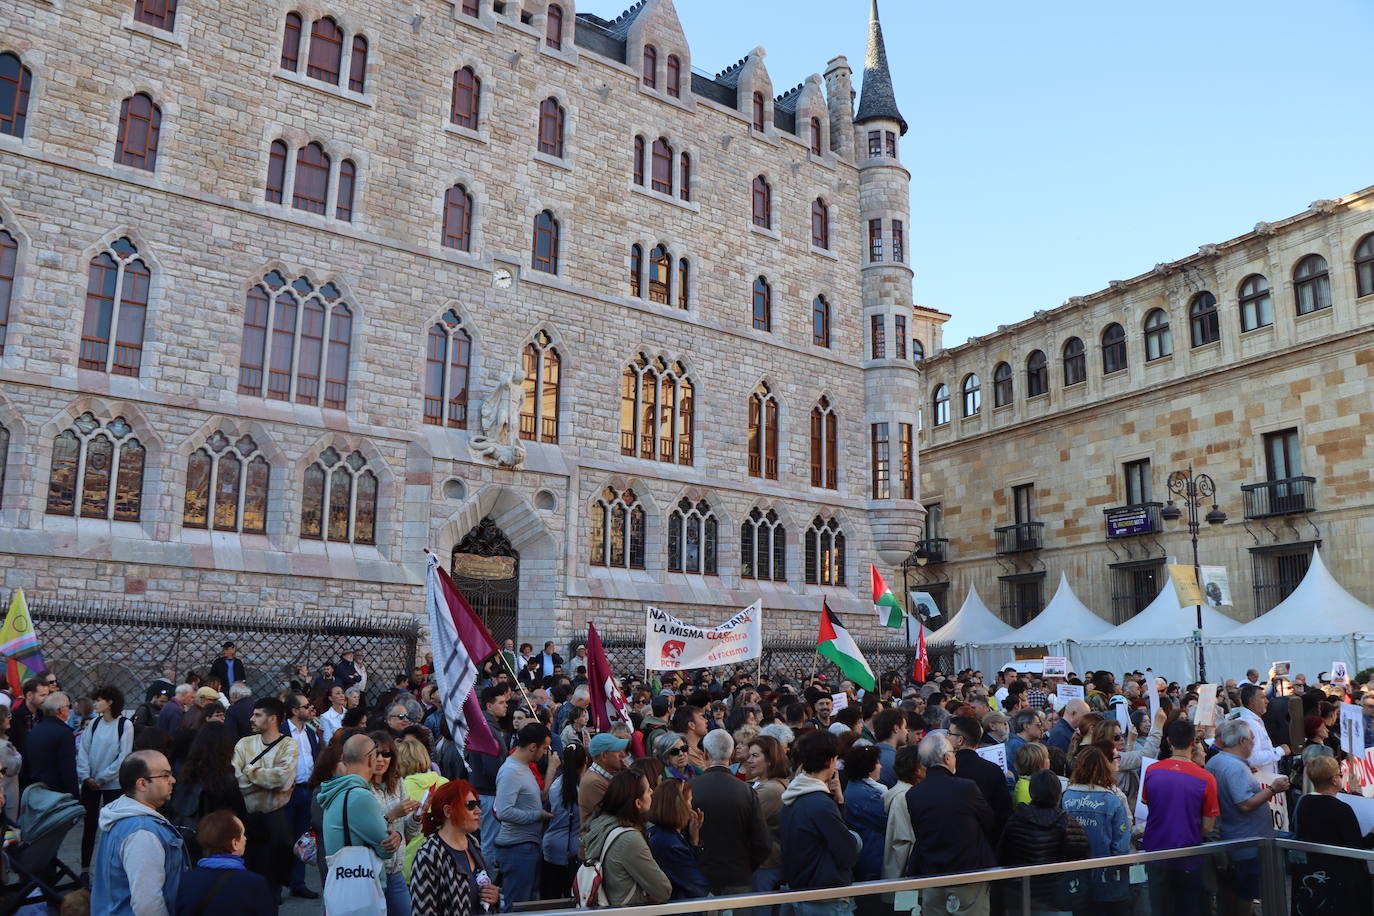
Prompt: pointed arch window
<box><xmin>115</xmin><ymin>93</ymin><xmax>161</xmax><ymax>171</ymax></box>
<box><xmin>266</xmin><ymin>140</ymin><xmax>288</xmax><ymax>203</ymax></box>
<box><xmin>748</xmin><ymin>382</ymin><xmax>780</xmax><ymax>480</ymax></box>
<box><xmin>281</xmin><ymin>12</ymin><xmax>303</xmax><ymax>70</ymax></box>
<box><xmin>348</xmin><ymin>35</ymin><xmax>368</xmax><ymax>92</ymax></box>
<box><xmin>442</xmin><ymin>184</ymin><xmax>474</xmax><ymax>251</ymax></box>
<box><xmin>932</xmin><ymin>384</ymin><xmax>950</xmax><ymax>426</ymax></box>
<box><xmin>307</xmin><ymin>16</ymin><xmax>343</xmax><ymax>84</ymax></box>
<box><xmin>667</xmin><ymin>498</ymin><xmax>717</xmax><ymax>575</ymax></box>
<box><xmin>1062</xmin><ymin>337</ymin><xmax>1085</xmax><ymax>385</ymax></box>
<box><xmin>335</xmin><ymin>158</ymin><xmax>356</xmax><ymax>221</ymax></box>
<box><xmin>633</xmin><ymin>135</ymin><xmax>645</xmax><ymax>185</ymax></box>
<box><xmin>589</xmin><ymin>486</ymin><xmax>645</xmax><ymax>569</ymax></box>
<box><xmin>537</xmin><ymin>97</ymin><xmax>564</xmax><ymax>157</ymax></box>
<box><xmin>666</xmin><ymin>55</ymin><xmax>681</xmax><ymax>98</ymax></box>
<box><xmin>1293</xmin><ymin>254</ymin><xmax>1331</xmax><ymax>315</ymax></box>
<box><xmin>642</xmin><ymin>45</ymin><xmax>657</xmax><ymax>88</ymax></box>
<box><xmin>135</xmin><ymin>0</ymin><xmax>178</xmax><ymax>31</ymax></box>
<box><xmin>961</xmin><ymin>373</ymin><xmax>981</xmax><ymax>416</ymax></box>
<box><xmin>545</xmin><ymin>3</ymin><xmax>563</xmax><ymax>49</ymax></box>
<box><xmin>810</xmin><ymin>116</ymin><xmax>822</xmax><ymax>155</ymax></box>
<box><xmin>811</xmin><ymin>198</ymin><xmax>829</xmax><ymax>249</ymax></box>
<box><xmin>1239</xmin><ymin>274</ymin><xmax>1273</xmax><ymax>331</ymax></box>
<box><xmin>531</xmin><ymin>210</ymin><xmax>559</xmax><ymax>273</ymax></box>
<box><xmin>300</xmin><ymin>448</ymin><xmax>377</xmax><ymax>545</ymax></box>
<box><xmin>1357</xmin><ymin>235</ymin><xmax>1374</xmax><ymax>298</ymax></box>
<box><xmin>651</xmin><ymin>137</ymin><xmax>672</xmax><ymax>194</ymax></box>
<box><xmin>804</xmin><ymin>516</ymin><xmax>845</xmax><ymax>586</ymax></box>
<box><xmin>45</xmin><ymin>413</ymin><xmax>145</xmax><ymax>521</ymax></box>
<box><xmin>1101</xmin><ymin>323</ymin><xmax>1127</xmax><ymax>374</ymax></box>
<box><xmin>521</xmin><ymin>330</ymin><xmax>560</xmax><ymax>443</ymax></box>
<box><xmin>677</xmin><ymin>258</ymin><xmax>689</xmax><ymax>309</ymax></box>
<box><xmin>810</xmin><ymin>396</ymin><xmax>838</xmax><ymax>489</ymax></box>
<box><xmin>423</xmin><ymin>310</ymin><xmax>471</xmax><ymax>428</ymax></box>
<box><xmin>741</xmin><ymin>508</ymin><xmax>786</xmax><ymax>581</ymax></box>
<box><xmin>1026</xmin><ymin>350</ymin><xmax>1048</xmax><ymax>397</ymax></box>
<box><xmin>648</xmin><ymin>245</ymin><xmax>671</xmax><ymax>304</ymax></box>
<box><xmin>0</xmin><ymin>52</ymin><xmax>33</xmax><ymax>138</ymax></box>
<box><xmin>620</xmin><ymin>354</ymin><xmax>692</xmax><ymax>464</ymax></box>
<box><xmin>752</xmin><ymin>276</ymin><xmax>771</xmax><ymax>331</ymax></box>
<box><xmin>1144</xmin><ymin>308</ymin><xmax>1172</xmax><ymax>360</ymax></box>
<box><xmin>1188</xmin><ymin>292</ymin><xmax>1218</xmax><ymax>347</ymax></box>
<box><xmin>751</xmin><ymin>176</ymin><xmax>771</xmax><ymax>228</ymax></box>
<box><xmin>0</xmin><ymin>227</ymin><xmax>14</xmax><ymax>355</ymax></box>
<box><xmin>80</xmin><ymin>237</ymin><xmax>149</xmax><ymax>376</ymax></box>
<box><xmin>993</xmin><ymin>362</ymin><xmax>1013</xmax><ymax>407</ymax></box>
<box><xmin>812</xmin><ymin>295</ymin><xmax>830</xmax><ymax>348</ymax></box>
<box><xmin>237</xmin><ymin>272</ymin><xmax>352</xmax><ymax>409</ymax></box>
<box><xmin>184</xmin><ymin>432</ymin><xmax>269</xmax><ymax>534</ymax></box>
<box><xmin>292</xmin><ymin>142</ymin><xmax>330</xmax><ymax>214</ymax></box>
<box><xmin>679</xmin><ymin>153</ymin><xmax>692</xmax><ymax>201</ymax></box>
<box><xmin>629</xmin><ymin>244</ymin><xmax>642</xmax><ymax>297</ymax></box>
<box><xmin>752</xmin><ymin>91</ymin><xmax>765</xmax><ymax>131</ymax></box>
<box><xmin>451</xmin><ymin>67</ymin><xmax>481</xmax><ymax>129</ymax></box>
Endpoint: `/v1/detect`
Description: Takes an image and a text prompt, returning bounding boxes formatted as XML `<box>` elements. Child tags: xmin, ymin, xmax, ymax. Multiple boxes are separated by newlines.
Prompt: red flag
<box><xmin>425</xmin><ymin>553</ymin><xmax>501</xmax><ymax>756</ymax></box>
<box><xmin>5</xmin><ymin>659</ymin><xmax>19</xmax><ymax>696</ymax></box>
<box><xmin>912</xmin><ymin>621</ymin><xmax>930</xmax><ymax>683</ymax></box>
<box><xmin>586</xmin><ymin>623</ymin><xmax>628</xmax><ymax>733</ymax></box>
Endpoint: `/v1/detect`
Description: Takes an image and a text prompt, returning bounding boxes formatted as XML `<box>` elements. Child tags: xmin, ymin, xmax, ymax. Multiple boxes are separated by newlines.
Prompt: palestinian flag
<box><xmin>817</xmin><ymin>600</ymin><xmax>876</xmax><ymax>691</ymax></box>
<box><xmin>871</xmin><ymin>564</ymin><xmax>904</xmax><ymax>628</ymax></box>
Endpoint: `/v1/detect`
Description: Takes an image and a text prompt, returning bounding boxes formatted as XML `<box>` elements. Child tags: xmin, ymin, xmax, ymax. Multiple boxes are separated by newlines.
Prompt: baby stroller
<box><xmin>1</xmin><ymin>784</ymin><xmax>84</xmax><ymax>914</ymax></box>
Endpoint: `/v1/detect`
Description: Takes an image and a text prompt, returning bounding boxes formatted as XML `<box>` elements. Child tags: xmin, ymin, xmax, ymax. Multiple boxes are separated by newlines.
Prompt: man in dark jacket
<box><xmin>779</xmin><ymin>730</ymin><xmax>859</xmax><ymax>897</ymax></box>
<box><xmin>466</xmin><ymin>685</ymin><xmax>510</xmax><ymax>864</ymax></box>
<box><xmin>1046</xmin><ymin>698</ymin><xmax>1089</xmax><ymax>753</ymax></box>
<box><xmin>29</xmin><ymin>693</ymin><xmax>79</xmax><ymax>797</ymax></box>
<box><xmin>12</xmin><ymin>676</ymin><xmax>48</xmax><ymax>788</ymax></box>
<box><xmin>334</xmin><ymin>649</ymin><xmax>362</xmax><ymax>689</ymax></box>
<box><xmin>691</xmin><ymin>730</ymin><xmax>770</xmax><ymax>896</ymax></box>
<box><xmin>949</xmin><ymin>715</ymin><xmax>1012</xmax><ymax>838</ymax></box>
<box><xmin>904</xmin><ymin>732</ymin><xmax>995</xmax><ymax>914</ymax></box>
<box><xmin>225</xmin><ymin>683</ymin><xmax>256</xmax><ymax>741</ymax></box>
<box><xmin>208</xmin><ymin>642</ymin><xmax>248</xmax><ymax>689</ymax></box>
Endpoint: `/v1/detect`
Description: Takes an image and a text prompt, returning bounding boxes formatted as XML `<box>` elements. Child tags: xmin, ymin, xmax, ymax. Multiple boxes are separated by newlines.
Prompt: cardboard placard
<box><xmin>1255</xmin><ymin>771</ymin><xmax>1289</xmax><ymax>832</ymax></box>
<box><xmin>1058</xmin><ymin>685</ymin><xmax>1085</xmax><ymax>702</ymax></box>
<box><xmin>975</xmin><ymin>743</ymin><xmax>1008</xmax><ymax>772</ymax></box>
<box><xmin>1146</xmin><ymin>669</ymin><xmax>1162</xmax><ymax>723</ymax></box>
<box><xmin>1272</xmin><ymin>661</ymin><xmax>1291</xmax><ymax>679</ymax></box>
<box><xmin>1193</xmin><ymin>684</ymin><xmax>1218</xmax><ymax>727</ymax></box>
<box><xmin>1200</xmin><ymin>566</ymin><xmax>1233</xmax><ymax>607</ymax></box>
<box><xmin>1340</xmin><ymin>702</ymin><xmax>1365</xmax><ymax>756</ymax></box>
<box><xmin>1115</xmin><ymin>701</ymin><xmax>1132</xmax><ymax>736</ymax></box>
<box><xmin>831</xmin><ymin>692</ymin><xmax>849</xmax><ymax>713</ymax></box>
<box><xmin>1042</xmin><ymin>656</ymin><xmax>1068</xmax><ymax>678</ymax></box>
<box><xmin>1331</xmin><ymin>662</ymin><xmax>1350</xmax><ymax>684</ymax></box>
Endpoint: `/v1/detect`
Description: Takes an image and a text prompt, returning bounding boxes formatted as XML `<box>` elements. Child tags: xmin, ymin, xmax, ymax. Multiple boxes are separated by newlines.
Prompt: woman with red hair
<box><xmin>410</xmin><ymin>779</ymin><xmax>502</xmax><ymax>916</ymax></box>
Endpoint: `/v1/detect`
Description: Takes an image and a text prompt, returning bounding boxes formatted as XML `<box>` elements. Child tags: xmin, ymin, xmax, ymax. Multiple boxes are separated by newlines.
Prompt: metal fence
<box><xmin>27</xmin><ymin>596</ymin><xmax>419</xmax><ymax>704</ymax></box>
<box><xmin>584</xmin><ymin>634</ymin><xmax>956</xmax><ymax>684</ymax></box>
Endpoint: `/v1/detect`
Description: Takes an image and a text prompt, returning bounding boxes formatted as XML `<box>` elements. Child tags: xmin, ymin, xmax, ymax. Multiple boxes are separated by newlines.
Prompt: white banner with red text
<box><xmin>644</xmin><ymin>601</ymin><xmax>762</xmax><ymax>670</ymax></box>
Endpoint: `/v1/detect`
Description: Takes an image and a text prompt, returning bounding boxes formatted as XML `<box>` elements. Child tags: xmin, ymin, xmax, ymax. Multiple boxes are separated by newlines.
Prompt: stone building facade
<box><xmin>0</xmin><ymin>0</ymin><xmax>927</xmax><ymax>646</ymax></box>
<box><xmin>913</xmin><ymin>188</ymin><xmax>1374</xmax><ymax>631</ymax></box>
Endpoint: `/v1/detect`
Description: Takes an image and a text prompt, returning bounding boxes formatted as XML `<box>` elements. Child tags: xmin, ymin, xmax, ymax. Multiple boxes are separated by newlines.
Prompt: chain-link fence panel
<box><xmin>28</xmin><ymin>596</ymin><xmax>419</xmax><ymax>704</ymax></box>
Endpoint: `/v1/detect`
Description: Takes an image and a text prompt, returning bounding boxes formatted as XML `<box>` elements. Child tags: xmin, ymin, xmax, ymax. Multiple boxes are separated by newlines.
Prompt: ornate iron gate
<box><xmin>451</xmin><ymin>516</ymin><xmax>520</xmax><ymax>648</ymax></box>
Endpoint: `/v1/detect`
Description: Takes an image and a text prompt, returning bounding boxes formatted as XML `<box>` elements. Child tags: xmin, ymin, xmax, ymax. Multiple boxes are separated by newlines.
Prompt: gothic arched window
<box><xmin>46</xmin><ymin>413</ymin><xmax>145</xmax><ymax>521</ymax></box>
<box><xmin>423</xmin><ymin>310</ymin><xmax>472</xmax><ymax>428</ymax></box>
<box><xmin>651</xmin><ymin>137</ymin><xmax>672</xmax><ymax>194</ymax></box>
<box><xmin>80</xmin><ymin>237</ymin><xmax>150</xmax><ymax>377</ymax></box>
<box><xmin>451</xmin><ymin>67</ymin><xmax>481</xmax><ymax>129</ymax></box>
<box><xmin>184</xmin><ymin>432</ymin><xmax>270</xmax><ymax>533</ymax></box>
<box><xmin>589</xmin><ymin>486</ymin><xmax>645</xmax><ymax>569</ymax></box>
<box><xmin>531</xmin><ymin>209</ymin><xmax>559</xmax><ymax>273</ymax></box>
<box><xmin>811</xmin><ymin>198</ymin><xmax>829</xmax><ymax>249</ymax></box>
<box><xmin>619</xmin><ymin>354</ymin><xmax>692</xmax><ymax>464</ymax></box>
<box><xmin>301</xmin><ymin>448</ymin><xmax>377</xmax><ymax>544</ymax></box>
<box><xmin>521</xmin><ymin>330</ymin><xmax>560</xmax><ymax>443</ymax></box>
<box><xmin>237</xmin><ymin>272</ymin><xmax>352</xmax><ymax>409</ymax></box>
<box><xmin>741</xmin><ymin>507</ymin><xmax>786</xmax><ymax>581</ymax></box>
<box><xmin>307</xmin><ymin>16</ymin><xmax>343</xmax><ymax>84</ymax></box>
<box><xmin>538</xmin><ymin>97</ymin><xmax>564</xmax><ymax>157</ymax></box>
<box><xmin>752</xmin><ymin>276</ymin><xmax>771</xmax><ymax>331</ymax></box>
<box><xmin>809</xmin><ymin>396</ymin><xmax>838</xmax><ymax>488</ymax></box>
<box><xmin>748</xmin><ymin>382</ymin><xmax>780</xmax><ymax>480</ymax></box>
<box><xmin>804</xmin><ymin>516</ymin><xmax>845</xmax><ymax>586</ymax></box>
<box><xmin>0</xmin><ymin>52</ymin><xmax>33</xmax><ymax>138</ymax></box>
<box><xmin>668</xmin><ymin>498</ymin><xmax>717</xmax><ymax>575</ymax></box>
<box><xmin>648</xmin><ymin>245</ymin><xmax>671</xmax><ymax>304</ymax></box>
<box><xmin>115</xmin><ymin>93</ymin><xmax>161</xmax><ymax>171</ymax></box>
<box><xmin>443</xmin><ymin>184</ymin><xmax>474</xmax><ymax>251</ymax></box>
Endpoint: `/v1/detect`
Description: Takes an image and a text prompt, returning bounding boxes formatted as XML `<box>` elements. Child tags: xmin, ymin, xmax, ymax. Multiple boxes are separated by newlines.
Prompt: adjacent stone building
<box><xmin>912</xmin><ymin>188</ymin><xmax>1374</xmax><ymax>631</ymax></box>
<box><xmin>0</xmin><ymin>0</ymin><xmax>927</xmax><ymax>646</ymax></box>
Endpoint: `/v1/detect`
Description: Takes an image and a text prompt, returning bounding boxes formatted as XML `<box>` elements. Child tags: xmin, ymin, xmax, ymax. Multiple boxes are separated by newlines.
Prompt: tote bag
<box><xmin>323</xmin><ymin>787</ymin><xmax>387</xmax><ymax>916</ymax></box>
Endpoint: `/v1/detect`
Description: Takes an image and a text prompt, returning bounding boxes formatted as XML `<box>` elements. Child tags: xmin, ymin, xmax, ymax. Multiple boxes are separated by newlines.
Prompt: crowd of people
<box><xmin>9</xmin><ymin>638</ymin><xmax>1374</xmax><ymax>916</ymax></box>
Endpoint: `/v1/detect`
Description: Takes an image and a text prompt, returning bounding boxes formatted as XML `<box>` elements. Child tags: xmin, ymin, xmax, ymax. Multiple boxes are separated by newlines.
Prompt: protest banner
<box><xmin>1042</xmin><ymin>656</ymin><xmax>1068</xmax><ymax>678</ymax></box>
<box><xmin>1340</xmin><ymin>702</ymin><xmax>1365</xmax><ymax>756</ymax></box>
<box><xmin>1255</xmin><ymin>771</ymin><xmax>1290</xmax><ymax>831</ymax></box>
<box><xmin>1193</xmin><ymin>684</ymin><xmax>1218</xmax><ymax>727</ymax></box>
<box><xmin>1332</xmin><ymin>661</ymin><xmax>1350</xmax><ymax>684</ymax></box>
<box><xmin>644</xmin><ymin>601</ymin><xmax>762</xmax><ymax>670</ymax></box>
<box><xmin>1168</xmin><ymin>565</ymin><xmax>1204</xmax><ymax>607</ymax></box>
<box><xmin>1199</xmin><ymin>566</ymin><xmax>1232</xmax><ymax>607</ymax></box>
<box><xmin>975</xmin><ymin>744</ymin><xmax>1007</xmax><ymax>772</ymax></box>
<box><xmin>1058</xmin><ymin>684</ymin><xmax>1084</xmax><ymax>702</ymax></box>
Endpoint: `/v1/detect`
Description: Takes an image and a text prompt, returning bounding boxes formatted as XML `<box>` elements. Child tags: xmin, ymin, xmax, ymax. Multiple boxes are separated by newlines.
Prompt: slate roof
<box><xmin>855</xmin><ymin>0</ymin><xmax>907</xmax><ymax>133</ymax></box>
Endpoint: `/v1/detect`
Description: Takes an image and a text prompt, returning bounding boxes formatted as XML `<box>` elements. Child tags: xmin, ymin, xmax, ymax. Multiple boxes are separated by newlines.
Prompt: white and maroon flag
<box><xmin>424</xmin><ymin>551</ymin><xmax>501</xmax><ymax>756</ymax></box>
<box><xmin>586</xmin><ymin>622</ymin><xmax>629</xmax><ymax>733</ymax></box>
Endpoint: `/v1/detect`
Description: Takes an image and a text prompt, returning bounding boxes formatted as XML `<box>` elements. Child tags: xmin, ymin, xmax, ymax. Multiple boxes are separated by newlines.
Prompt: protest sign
<box><xmin>1332</xmin><ymin>661</ymin><xmax>1350</xmax><ymax>684</ymax></box>
<box><xmin>1271</xmin><ymin>661</ymin><xmax>1291</xmax><ymax>679</ymax></box>
<box><xmin>831</xmin><ymin>692</ymin><xmax>849</xmax><ymax>713</ymax></box>
<box><xmin>1115</xmin><ymin>701</ymin><xmax>1131</xmax><ymax>736</ymax></box>
<box><xmin>975</xmin><ymin>744</ymin><xmax>1007</xmax><ymax>771</ymax></box>
<box><xmin>1134</xmin><ymin>757</ymin><xmax>1160</xmax><ymax>825</ymax></box>
<box><xmin>1058</xmin><ymin>684</ymin><xmax>1084</xmax><ymax>702</ymax></box>
<box><xmin>1168</xmin><ymin>564</ymin><xmax>1203</xmax><ymax>607</ymax></box>
<box><xmin>910</xmin><ymin>591</ymin><xmax>940</xmax><ymax>622</ymax></box>
<box><xmin>644</xmin><ymin>601</ymin><xmax>761</xmax><ymax>670</ymax></box>
<box><xmin>1340</xmin><ymin>702</ymin><xmax>1365</xmax><ymax>756</ymax></box>
<box><xmin>1255</xmin><ymin>772</ymin><xmax>1289</xmax><ymax>831</ymax></box>
<box><xmin>1193</xmin><ymin>684</ymin><xmax>1218</xmax><ymax>727</ymax></box>
<box><xmin>1146</xmin><ymin>669</ymin><xmax>1162</xmax><ymax>723</ymax></box>
<box><xmin>1199</xmin><ymin>566</ymin><xmax>1232</xmax><ymax>607</ymax></box>
<box><xmin>1042</xmin><ymin>656</ymin><xmax>1068</xmax><ymax>678</ymax></box>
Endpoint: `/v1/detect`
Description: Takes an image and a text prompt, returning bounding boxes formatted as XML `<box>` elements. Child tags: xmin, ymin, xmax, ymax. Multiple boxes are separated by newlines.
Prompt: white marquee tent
<box><xmin>1072</xmin><ymin>576</ymin><xmax>1241</xmax><ymax>678</ymax></box>
<box><xmin>927</xmin><ymin>585</ymin><xmax>1013</xmax><ymax>668</ymax></box>
<box><xmin>965</xmin><ymin>574</ymin><xmax>1113</xmax><ymax>674</ymax></box>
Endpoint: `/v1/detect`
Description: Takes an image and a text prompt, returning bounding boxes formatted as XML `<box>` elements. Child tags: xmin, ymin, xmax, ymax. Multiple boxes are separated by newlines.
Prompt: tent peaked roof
<box><xmin>1234</xmin><ymin>548</ymin><xmax>1374</xmax><ymax>636</ymax></box>
<box><xmin>986</xmin><ymin>573</ymin><xmax>1114</xmax><ymax>645</ymax></box>
<box><xmin>927</xmin><ymin>584</ymin><xmax>1014</xmax><ymax>647</ymax></box>
<box><xmin>1100</xmin><ymin>575</ymin><xmax>1240</xmax><ymax>641</ymax></box>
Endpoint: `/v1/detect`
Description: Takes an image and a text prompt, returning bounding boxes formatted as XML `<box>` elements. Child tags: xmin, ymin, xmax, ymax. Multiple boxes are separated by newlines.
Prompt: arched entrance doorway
<box><xmin>451</xmin><ymin>516</ymin><xmax>519</xmax><ymax>646</ymax></box>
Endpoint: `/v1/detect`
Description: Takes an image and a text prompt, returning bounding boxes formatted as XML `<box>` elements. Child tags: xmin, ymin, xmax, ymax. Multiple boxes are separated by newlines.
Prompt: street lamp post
<box><xmin>1160</xmin><ymin>464</ymin><xmax>1227</xmax><ymax>683</ymax></box>
<box><xmin>901</xmin><ymin>545</ymin><xmax>930</xmax><ymax>647</ymax></box>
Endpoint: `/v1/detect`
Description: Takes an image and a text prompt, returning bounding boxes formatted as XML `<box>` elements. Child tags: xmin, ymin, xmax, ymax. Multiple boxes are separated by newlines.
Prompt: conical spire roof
<box><xmin>855</xmin><ymin>0</ymin><xmax>907</xmax><ymax>134</ymax></box>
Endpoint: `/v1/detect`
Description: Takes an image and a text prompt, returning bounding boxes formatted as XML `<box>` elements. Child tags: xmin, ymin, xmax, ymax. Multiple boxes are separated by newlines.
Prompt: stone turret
<box><xmin>856</xmin><ymin>0</ymin><xmax>922</xmax><ymax>565</ymax></box>
<box><xmin>823</xmin><ymin>56</ymin><xmax>855</xmax><ymax>161</ymax></box>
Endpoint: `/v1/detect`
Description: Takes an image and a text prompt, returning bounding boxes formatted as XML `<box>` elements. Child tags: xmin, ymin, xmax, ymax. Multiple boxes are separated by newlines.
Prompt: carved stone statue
<box><xmin>470</xmin><ymin>365</ymin><xmax>527</xmax><ymax>467</ymax></box>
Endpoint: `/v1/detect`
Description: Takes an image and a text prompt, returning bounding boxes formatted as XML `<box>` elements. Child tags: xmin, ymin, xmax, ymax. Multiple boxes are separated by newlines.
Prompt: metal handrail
<box><xmin>1276</xmin><ymin>836</ymin><xmax>1374</xmax><ymax>861</ymax></box>
<box><xmin>518</xmin><ymin>839</ymin><xmax>1265</xmax><ymax>916</ymax></box>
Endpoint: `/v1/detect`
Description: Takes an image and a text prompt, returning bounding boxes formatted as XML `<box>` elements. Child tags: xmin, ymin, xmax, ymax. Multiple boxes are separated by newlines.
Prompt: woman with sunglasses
<box><xmin>370</xmin><ymin>730</ymin><xmax>422</xmax><ymax>916</ymax></box>
<box><xmin>653</xmin><ymin>732</ymin><xmax>696</xmax><ymax>780</ymax></box>
<box><xmin>410</xmin><ymin>779</ymin><xmax>502</xmax><ymax>916</ymax></box>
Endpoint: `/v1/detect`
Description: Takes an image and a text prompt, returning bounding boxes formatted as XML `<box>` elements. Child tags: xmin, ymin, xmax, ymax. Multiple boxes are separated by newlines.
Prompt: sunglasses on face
<box><xmin>390</xmin><ymin>714</ymin><xmax>411</xmax><ymax>721</ymax></box>
<box><xmin>464</xmin><ymin>799</ymin><xmax>482</xmax><ymax>811</ymax></box>
<box><xmin>377</xmin><ymin>751</ymin><xmax>393</xmax><ymax>758</ymax></box>
<box><xmin>668</xmin><ymin>747</ymin><xmax>687</xmax><ymax>755</ymax></box>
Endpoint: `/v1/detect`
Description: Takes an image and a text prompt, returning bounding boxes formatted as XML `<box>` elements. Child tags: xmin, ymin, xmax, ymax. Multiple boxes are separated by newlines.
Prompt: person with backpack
<box><xmin>580</xmin><ymin>770</ymin><xmax>671</xmax><ymax>908</ymax></box>
<box><xmin>78</xmin><ymin>685</ymin><xmax>134</xmax><ymax>873</ymax></box>
<box><xmin>168</xmin><ymin>723</ymin><xmax>246</xmax><ymax>859</ymax></box>
<box><xmin>173</xmin><ymin>810</ymin><xmax>276</xmax><ymax>915</ymax></box>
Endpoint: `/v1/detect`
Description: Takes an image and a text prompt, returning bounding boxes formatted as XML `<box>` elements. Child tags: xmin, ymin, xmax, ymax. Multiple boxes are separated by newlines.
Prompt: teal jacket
<box><xmin>317</xmin><ymin>774</ymin><xmax>395</xmax><ymax>860</ymax></box>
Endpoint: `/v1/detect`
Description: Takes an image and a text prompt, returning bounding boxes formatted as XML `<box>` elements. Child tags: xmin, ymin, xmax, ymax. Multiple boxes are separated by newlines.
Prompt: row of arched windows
<box><xmin>930</xmin><ymin>248</ymin><xmax>1373</xmax><ymax>424</ymax></box>
<box><xmin>280</xmin><ymin>13</ymin><xmax>369</xmax><ymax>93</ymax></box>
<box><xmin>640</xmin><ymin>46</ymin><xmax>684</xmax><ymax>99</ymax></box>
<box><xmin>628</xmin><ymin>244</ymin><xmax>689</xmax><ymax>308</ymax></box>
<box><xmin>632</xmin><ymin>136</ymin><xmax>691</xmax><ymax>201</ymax></box>
<box><xmin>266</xmin><ymin>140</ymin><xmax>357</xmax><ymax>222</ymax></box>
<box><xmin>41</xmin><ymin>412</ymin><xmax>380</xmax><ymax>544</ymax></box>
<box><xmin>590</xmin><ymin>488</ymin><xmax>845</xmax><ymax>586</ymax></box>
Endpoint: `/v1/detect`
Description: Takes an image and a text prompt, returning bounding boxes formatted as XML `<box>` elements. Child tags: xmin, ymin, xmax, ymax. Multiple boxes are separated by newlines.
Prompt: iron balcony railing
<box><xmin>995</xmin><ymin>521</ymin><xmax>1044</xmax><ymax>554</ymax></box>
<box><xmin>1241</xmin><ymin>475</ymin><xmax>1316</xmax><ymax>518</ymax></box>
<box><xmin>914</xmin><ymin>537</ymin><xmax>948</xmax><ymax>564</ymax></box>
<box><xmin>1102</xmin><ymin>501</ymin><xmax>1163</xmax><ymax>538</ymax></box>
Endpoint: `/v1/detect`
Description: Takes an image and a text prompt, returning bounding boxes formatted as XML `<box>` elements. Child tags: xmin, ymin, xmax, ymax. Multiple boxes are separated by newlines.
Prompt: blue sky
<box><xmin>580</xmin><ymin>0</ymin><xmax>1374</xmax><ymax>344</ymax></box>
